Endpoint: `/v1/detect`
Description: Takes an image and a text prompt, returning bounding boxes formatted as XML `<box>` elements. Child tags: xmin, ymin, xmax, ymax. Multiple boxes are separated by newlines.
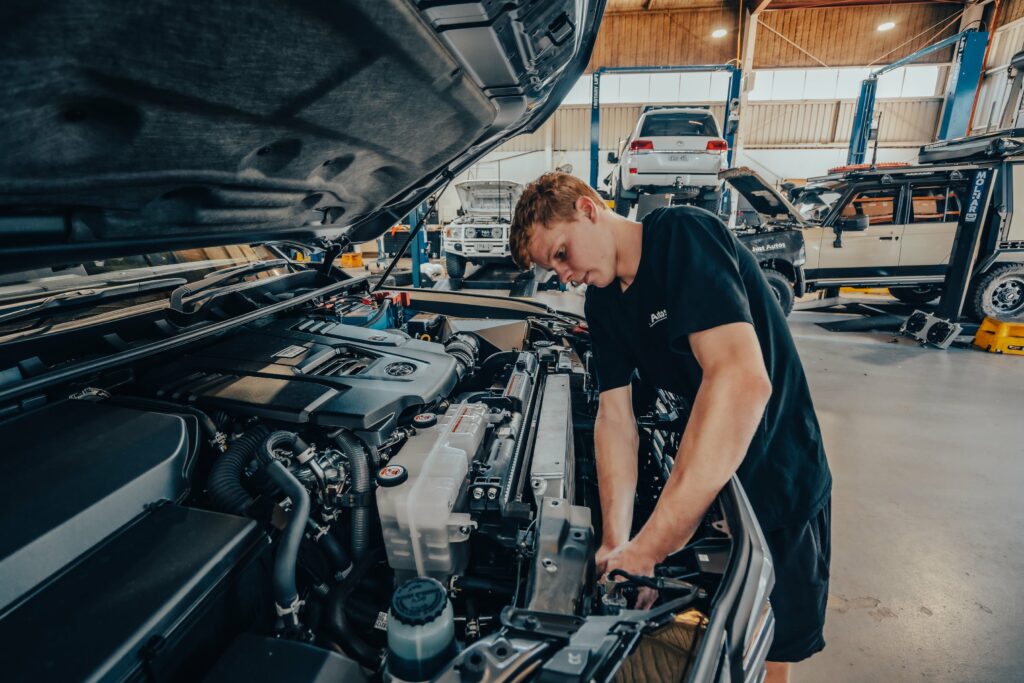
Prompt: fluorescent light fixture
<box><xmin>877</xmin><ymin>21</ymin><xmax>896</xmax><ymax>32</ymax></box>
<box><xmin>711</xmin><ymin>28</ymin><xmax>728</xmax><ymax>38</ymax></box>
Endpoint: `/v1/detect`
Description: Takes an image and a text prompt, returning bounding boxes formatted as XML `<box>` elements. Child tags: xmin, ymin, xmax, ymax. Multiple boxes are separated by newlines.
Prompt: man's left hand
<box><xmin>599</xmin><ymin>539</ymin><xmax>660</xmax><ymax>610</ymax></box>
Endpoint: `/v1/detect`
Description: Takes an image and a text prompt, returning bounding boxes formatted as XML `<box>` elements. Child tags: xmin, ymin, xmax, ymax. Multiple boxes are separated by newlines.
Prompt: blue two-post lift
<box><xmin>588</xmin><ymin>64</ymin><xmax>742</xmax><ymax>190</ymax></box>
<box><xmin>847</xmin><ymin>28</ymin><xmax>989</xmax><ymax>165</ymax></box>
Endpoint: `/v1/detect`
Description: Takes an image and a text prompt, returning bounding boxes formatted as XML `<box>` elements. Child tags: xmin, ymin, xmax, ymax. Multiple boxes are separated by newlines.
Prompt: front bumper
<box><xmin>444</xmin><ymin>241</ymin><xmax>510</xmax><ymax>259</ymax></box>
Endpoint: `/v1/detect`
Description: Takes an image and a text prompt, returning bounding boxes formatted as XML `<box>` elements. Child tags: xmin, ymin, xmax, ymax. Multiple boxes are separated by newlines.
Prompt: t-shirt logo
<box><xmin>649</xmin><ymin>309</ymin><xmax>668</xmax><ymax>327</ymax></box>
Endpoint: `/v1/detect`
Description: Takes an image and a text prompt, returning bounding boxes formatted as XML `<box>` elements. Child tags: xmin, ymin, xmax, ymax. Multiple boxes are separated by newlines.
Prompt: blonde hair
<box><xmin>509</xmin><ymin>172</ymin><xmax>607</xmax><ymax>269</ymax></box>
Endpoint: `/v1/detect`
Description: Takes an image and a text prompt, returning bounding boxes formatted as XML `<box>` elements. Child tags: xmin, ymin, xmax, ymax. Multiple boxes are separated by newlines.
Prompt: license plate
<box><xmin>477</xmin><ymin>245</ymin><xmax>491</xmax><ymax>252</ymax></box>
<box><xmin>674</xmin><ymin>184</ymin><xmax>700</xmax><ymax>195</ymax></box>
<box><xmin>476</xmin><ymin>229</ymin><xmax>491</xmax><ymax>238</ymax></box>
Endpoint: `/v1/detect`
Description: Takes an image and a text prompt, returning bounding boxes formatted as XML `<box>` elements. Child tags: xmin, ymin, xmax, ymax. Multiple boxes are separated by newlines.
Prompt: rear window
<box><xmin>640</xmin><ymin>113</ymin><xmax>718</xmax><ymax>137</ymax></box>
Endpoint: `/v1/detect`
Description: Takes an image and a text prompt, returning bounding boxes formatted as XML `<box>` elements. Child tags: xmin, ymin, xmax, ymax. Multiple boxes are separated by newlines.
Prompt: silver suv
<box><xmin>606</xmin><ymin>106</ymin><xmax>729</xmax><ymax>216</ymax></box>
<box><xmin>442</xmin><ymin>180</ymin><xmax>521</xmax><ymax>279</ymax></box>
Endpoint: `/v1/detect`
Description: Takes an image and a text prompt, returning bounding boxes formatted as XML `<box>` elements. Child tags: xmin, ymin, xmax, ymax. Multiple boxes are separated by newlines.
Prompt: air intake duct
<box><xmin>444</xmin><ymin>333</ymin><xmax>479</xmax><ymax>381</ymax></box>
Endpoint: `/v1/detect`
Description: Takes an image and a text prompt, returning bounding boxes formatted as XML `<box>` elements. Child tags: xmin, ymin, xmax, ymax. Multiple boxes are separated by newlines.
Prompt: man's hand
<box><xmin>598</xmin><ymin>539</ymin><xmax>660</xmax><ymax>610</ymax></box>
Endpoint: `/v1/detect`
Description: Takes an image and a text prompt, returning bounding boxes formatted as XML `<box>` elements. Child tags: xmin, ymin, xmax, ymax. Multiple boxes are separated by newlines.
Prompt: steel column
<box><xmin>589</xmin><ymin>71</ymin><xmax>601</xmax><ymax>189</ymax></box>
<box><xmin>847</xmin><ymin>77</ymin><xmax>878</xmax><ymax>165</ymax></box>
<box><xmin>937</xmin><ymin>31</ymin><xmax>989</xmax><ymax>140</ymax></box>
<box><xmin>724</xmin><ymin>68</ymin><xmax>741</xmax><ymax>167</ymax></box>
<box><xmin>405</xmin><ymin>204</ymin><xmax>428</xmax><ymax>288</ymax></box>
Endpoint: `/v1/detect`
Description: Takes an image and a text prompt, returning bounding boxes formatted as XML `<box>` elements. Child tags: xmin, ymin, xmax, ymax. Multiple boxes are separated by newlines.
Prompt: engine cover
<box><xmin>139</xmin><ymin>317</ymin><xmax>459</xmax><ymax>435</ymax></box>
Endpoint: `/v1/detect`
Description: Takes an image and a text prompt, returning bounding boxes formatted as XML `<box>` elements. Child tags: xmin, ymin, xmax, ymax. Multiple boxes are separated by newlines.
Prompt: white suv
<box><xmin>606</xmin><ymin>107</ymin><xmax>729</xmax><ymax>216</ymax></box>
<box><xmin>442</xmin><ymin>180</ymin><xmax>521</xmax><ymax>279</ymax></box>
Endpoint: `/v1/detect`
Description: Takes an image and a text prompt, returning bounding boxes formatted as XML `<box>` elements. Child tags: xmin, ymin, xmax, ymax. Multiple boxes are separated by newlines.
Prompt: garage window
<box><xmin>839</xmin><ymin>188</ymin><xmax>900</xmax><ymax>226</ymax></box>
<box><xmin>909</xmin><ymin>185</ymin><xmax>962</xmax><ymax>223</ymax></box>
<box><xmin>640</xmin><ymin>113</ymin><xmax>718</xmax><ymax>137</ymax></box>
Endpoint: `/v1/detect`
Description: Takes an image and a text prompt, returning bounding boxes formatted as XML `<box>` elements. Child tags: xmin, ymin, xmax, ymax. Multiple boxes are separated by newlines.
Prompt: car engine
<box><xmin>0</xmin><ymin>283</ymin><xmax>730</xmax><ymax>683</ymax></box>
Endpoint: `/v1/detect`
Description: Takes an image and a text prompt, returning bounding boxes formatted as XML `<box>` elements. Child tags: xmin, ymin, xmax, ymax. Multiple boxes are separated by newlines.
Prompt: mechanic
<box><xmin>509</xmin><ymin>173</ymin><xmax>832</xmax><ymax>683</ymax></box>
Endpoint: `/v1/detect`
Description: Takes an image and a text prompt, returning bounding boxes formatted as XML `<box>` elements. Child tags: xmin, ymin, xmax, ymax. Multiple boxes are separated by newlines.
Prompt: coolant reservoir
<box><xmin>376</xmin><ymin>402</ymin><xmax>488</xmax><ymax>578</ymax></box>
<box><xmin>386</xmin><ymin>577</ymin><xmax>456</xmax><ymax>682</ymax></box>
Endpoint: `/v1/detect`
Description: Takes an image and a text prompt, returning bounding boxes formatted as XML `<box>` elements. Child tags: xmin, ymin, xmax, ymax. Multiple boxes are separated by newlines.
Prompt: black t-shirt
<box><xmin>584</xmin><ymin>206</ymin><xmax>831</xmax><ymax>531</ymax></box>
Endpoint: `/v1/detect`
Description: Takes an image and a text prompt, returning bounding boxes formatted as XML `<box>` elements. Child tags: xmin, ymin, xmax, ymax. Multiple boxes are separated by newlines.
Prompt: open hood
<box><xmin>720</xmin><ymin>168</ymin><xmax>807</xmax><ymax>226</ymax></box>
<box><xmin>0</xmin><ymin>0</ymin><xmax>604</xmax><ymax>273</ymax></box>
<box><xmin>455</xmin><ymin>180</ymin><xmax>522</xmax><ymax>219</ymax></box>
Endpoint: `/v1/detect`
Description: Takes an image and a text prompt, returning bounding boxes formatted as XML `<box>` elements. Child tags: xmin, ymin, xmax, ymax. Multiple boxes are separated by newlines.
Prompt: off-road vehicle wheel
<box><xmin>762</xmin><ymin>268</ymin><xmax>794</xmax><ymax>316</ymax></box>
<box><xmin>445</xmin><ymin>253</ymin><xmax>466</xmax><ymax>279</ymax></box>
<box><xmin>889</xmin><ymin>285</ymin><xmax>942</xmax><ymax>305</ymax></box>
<box><xmin>699</xmin><ymin>191</ymin><xmax>722</xmax><ymax>215</ymax></box>
<box><xmin>613</xmin><ymin>183</ymin><xmax>632</xmax><ymax>217</ymax></box>
<box><xmin>969</xmin><ymin>263</ymin><xmax>1024</xmax><ymax>320</ymax></box>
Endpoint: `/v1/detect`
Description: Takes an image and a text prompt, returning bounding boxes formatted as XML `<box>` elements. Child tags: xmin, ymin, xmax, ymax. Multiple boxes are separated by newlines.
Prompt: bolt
<box><xmin>487</xmin><ymin>488</ymin><xmax>498</xmax><ymax>501</ymax></box>
<box><xmin>472</xmin><ymin>488</ymin><xmax>484</xmax><ymax>500</ymax></box>
<box><xmin>523</xmin><ymin>616</ymin><xmax>540</xmax><ymax>630</ymax></box>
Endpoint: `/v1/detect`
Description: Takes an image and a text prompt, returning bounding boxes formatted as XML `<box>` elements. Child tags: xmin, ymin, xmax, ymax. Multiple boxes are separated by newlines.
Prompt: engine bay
<box><xmin>0</xmin><ymin>281</ymin><xmax>736</xmax><ymax>682</ymax></box>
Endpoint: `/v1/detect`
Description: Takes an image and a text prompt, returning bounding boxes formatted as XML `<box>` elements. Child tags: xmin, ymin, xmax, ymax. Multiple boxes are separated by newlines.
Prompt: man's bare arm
<box><xmin>613</xmin><ymin>323</ymin><xmax>772</xmax><ymax>579</ymax></box>
<box><xmin>593</xmin><ymin>385</ymin><xmax>639</xmax><ymax>555</ymax></box>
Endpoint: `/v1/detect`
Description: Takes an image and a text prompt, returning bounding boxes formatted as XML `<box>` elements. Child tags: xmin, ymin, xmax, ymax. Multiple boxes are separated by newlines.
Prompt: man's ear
<box><xmin>575</xmin><ymin>195</ymin><xmax>598</xmax><ymax>223</ymax></box>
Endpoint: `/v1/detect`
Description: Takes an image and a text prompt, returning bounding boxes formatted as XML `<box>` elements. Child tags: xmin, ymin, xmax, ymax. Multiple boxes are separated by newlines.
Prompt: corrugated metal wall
<box><xmin>971</xmin><ymin>16</ymin><xmax>1024</xmax><ymax>134</ymax></box>
<box><xmin>494</xmin><ymin>98</ymin><xmax>941</xmax><ymax>153</ymax></box>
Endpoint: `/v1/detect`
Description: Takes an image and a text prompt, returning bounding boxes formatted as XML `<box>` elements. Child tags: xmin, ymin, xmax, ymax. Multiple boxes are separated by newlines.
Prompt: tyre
<box><xmin>613</xmin><ymin>182</ymin><xmax>632</xmax><ymax>217</ymax></box>
<box><xmin>889</xmin><ymin>285</ymin><xmax>942</xmax><ymax>305</ymax></box>
<box><xmin>968</xmin><ymin>263</ymin><xmax>1024</xmax><ymax>321</ymax></box>
<box><xmin>445</xmin><ymin>252</ymin><xmax>466</xmax><ymax>279</ymax></box>
<box><xmin>698</xmin><ymin>192</ymin><xmax>722</xmax><ymax>215</ymax></box>
<box><xmin>762</xmin><ymin>268</ymin><xmax>795</xmax><ymax>316</ymax></box>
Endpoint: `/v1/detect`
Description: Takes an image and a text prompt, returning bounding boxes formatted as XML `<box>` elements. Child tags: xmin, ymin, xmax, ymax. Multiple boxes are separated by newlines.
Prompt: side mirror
<box><xmin>607</xmin><ymin>152</ymin><xmax>619</xmax><ymax>164</ymax></box>
<box><xmin>836</xmin><ymin>215</ymin><xmax>870</xmax><ymax>232</ymax></box>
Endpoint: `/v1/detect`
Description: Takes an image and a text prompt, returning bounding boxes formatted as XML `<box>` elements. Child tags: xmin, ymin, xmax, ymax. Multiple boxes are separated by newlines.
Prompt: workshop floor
<box><xmin>786</xmin><ymin>312</ymin><xmax>1023</xmax><ymax>683</ymax></box>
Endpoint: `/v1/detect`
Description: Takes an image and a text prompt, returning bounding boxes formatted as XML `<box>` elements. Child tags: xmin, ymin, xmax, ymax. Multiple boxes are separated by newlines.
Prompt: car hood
<box><xmin>720</xmin><ymin>168</ymin><xmax>807</xmax><ymax>226</ymax></box>
<box><xmin>0</xmin><ymin>0</ymin><xmax>604</xmax><ymax>273</ymax></box>
<box><xmin>455</xmin><ymin>180</ymin><xmax>522</xmax><ymax>219</ymax></box>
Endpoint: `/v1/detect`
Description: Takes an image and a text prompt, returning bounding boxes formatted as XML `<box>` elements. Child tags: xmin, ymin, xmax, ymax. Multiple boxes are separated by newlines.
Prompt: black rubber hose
<box><xmin>362</xmin><ymin>299</ymin><xmax>390</xmax><ymax>328</ymax></box>
<box><xmin>207</xmin><ymin>425</ymin><xmax>269</xmax><ymax>514</ymax></box>
<box><xmin>259</xmin><ymin>431</ymin><xmax>312</xmax><ymax>612</ymax></box>
<box><xmin>326</xmin><ymin>547</ymin><xmax>387</xmax><ymax>669</ymax></box>
<box><xmin>310</xmin><ymin>522</ymin><xmax>352</xmax><ymax>573</ymax></box>
<box><xmin>334</xmin><ymin>431</ymin><xmax>372</xmax><ymax>560</ymax></box>
<box><xmin>109</xmin><ymin>396</ymin><xmax>223</xmax><ymax>448</ymax></box>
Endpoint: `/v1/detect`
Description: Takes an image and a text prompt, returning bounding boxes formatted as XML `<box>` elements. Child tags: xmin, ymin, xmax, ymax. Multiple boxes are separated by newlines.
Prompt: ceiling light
<box><xmin>877</xmin><ymin>21</ymin><xmax>896</xmax><ymax>32</ymax></box>
<box><xmin>711</xmin><ymin>28</ymin><xmax>728</xmax><ymax>38</ymax></box>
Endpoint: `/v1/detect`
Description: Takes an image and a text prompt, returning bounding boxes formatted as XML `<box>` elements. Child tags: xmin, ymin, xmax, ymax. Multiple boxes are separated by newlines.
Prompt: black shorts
<box><xmin>765</xmin><ymin>498</ymin><xmax>831</xmax><ymax>663</ymax></box>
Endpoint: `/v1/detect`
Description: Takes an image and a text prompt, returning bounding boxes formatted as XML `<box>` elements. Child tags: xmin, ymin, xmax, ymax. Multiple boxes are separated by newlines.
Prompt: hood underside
<box><xmin>720</xmin><ymin>167</ymin><xmax>807</xmax><ymax>226</ymax></box>
<box><xmin>455</xmin><ymin>180</ymin><xmax>522</xmax><ymax>218</ymax></box>
<box><xmin>0</xmin><ymin>0</ymin><xmax>603</xmax><ymax>272</ymax></box>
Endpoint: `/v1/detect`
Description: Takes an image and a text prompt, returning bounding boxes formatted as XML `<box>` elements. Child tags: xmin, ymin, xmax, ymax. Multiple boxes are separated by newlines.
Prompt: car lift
<box><xmin>588</xmin><ymin>64</ymin><xmax>742</xmax><ymax>190</ymax></box>
<box><xmin>847</xmin><ymin>28</ymin><xmax>988</xmax><ymax>165</ymax></box>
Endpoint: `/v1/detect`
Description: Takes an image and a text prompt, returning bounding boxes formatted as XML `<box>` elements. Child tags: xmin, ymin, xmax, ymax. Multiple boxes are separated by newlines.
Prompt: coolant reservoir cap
<box><xmin>413</xmin><ymin>412</ymin><xmax>437</xmax><ymax>428</ymax></box>
<box><xmin>391</xmin><ymin>577</ymin><xmax>449</xmax><ymax>626</ymax></box>
<box><xmin>376</xmin><ymin>464</ymin><xmax>408</xmax><ymax>487</ymax></box>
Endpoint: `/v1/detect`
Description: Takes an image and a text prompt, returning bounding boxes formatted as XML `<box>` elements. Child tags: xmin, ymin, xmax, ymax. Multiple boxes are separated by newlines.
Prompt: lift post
<box><xmin>848</xmin><ymin>29</ymin><xmax>989</xmax><ymax>165</ymax></box>
<box><xmin>404</xmin><ymin>203</ymin><xmax>429</xmax><ymax>288</ymax></box>
<box><xmin>588</xmin><ymin>64</ymin><xmax>741</xmax><ymax>189</ymax></box>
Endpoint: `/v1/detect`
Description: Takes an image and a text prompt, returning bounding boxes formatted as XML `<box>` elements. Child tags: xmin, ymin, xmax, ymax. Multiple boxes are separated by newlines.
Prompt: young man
<box><xmin>509</xmin><ymin>172</ymin><xmax>831</xmax><ymax>682</ymax></box>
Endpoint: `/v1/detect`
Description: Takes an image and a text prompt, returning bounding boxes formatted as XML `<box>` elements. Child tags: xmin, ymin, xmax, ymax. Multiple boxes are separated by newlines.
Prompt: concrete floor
<box><xmin>786</xmin><ymin>312</ymin><xmax>1024</xmax><ymax>683</ymax></box>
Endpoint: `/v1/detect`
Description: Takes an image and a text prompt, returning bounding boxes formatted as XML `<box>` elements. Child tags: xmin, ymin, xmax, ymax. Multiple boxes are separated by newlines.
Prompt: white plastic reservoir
<box><xmin>377</xmin><ymin>402</ymin><xmax>488</xmax><ymax>578</ymax></box>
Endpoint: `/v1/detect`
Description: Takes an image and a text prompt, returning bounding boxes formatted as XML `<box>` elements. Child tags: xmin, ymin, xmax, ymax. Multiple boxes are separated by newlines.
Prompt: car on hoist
<box><xmin>0</xmin><ymin>2</ymin><xmax>776</xmax><ymax>682</ymax></box>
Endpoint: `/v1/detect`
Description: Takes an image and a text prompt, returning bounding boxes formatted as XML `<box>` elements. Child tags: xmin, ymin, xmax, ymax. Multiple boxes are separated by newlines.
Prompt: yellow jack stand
<box><xmin>974</xmin><ymin>317</ymin><xmax>1024</xmax><ymax>355</ymax></box>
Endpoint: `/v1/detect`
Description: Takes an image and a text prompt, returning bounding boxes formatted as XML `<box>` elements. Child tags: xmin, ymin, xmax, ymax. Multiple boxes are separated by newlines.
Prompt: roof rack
<box><xmin>917</xmin><ymin>129</ymin><xmax>1024</xmax><ymax>164</ymax></box>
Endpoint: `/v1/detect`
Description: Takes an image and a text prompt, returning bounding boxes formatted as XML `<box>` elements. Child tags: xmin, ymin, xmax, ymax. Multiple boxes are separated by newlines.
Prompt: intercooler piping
<box><xmin>333</xmin><ymin>430</ymin><xmax>372</xmax><ymax>560</ymax></box>
<box><xmin>258</xmin><ymin>430</ymin><xmax>312</xmax><ymax>623</ymax></box>
<box><xmin>207</xmin><ymin>425</ymin><xmax>270</xmax><ymax>515</ymax></box>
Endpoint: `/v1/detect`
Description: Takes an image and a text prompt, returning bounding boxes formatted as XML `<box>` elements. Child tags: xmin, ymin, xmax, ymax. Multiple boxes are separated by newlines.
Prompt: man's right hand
<box><xmin>595</xmin><ymin>543</ymin><xmax>617</xmax><ymax>576</ymax></box>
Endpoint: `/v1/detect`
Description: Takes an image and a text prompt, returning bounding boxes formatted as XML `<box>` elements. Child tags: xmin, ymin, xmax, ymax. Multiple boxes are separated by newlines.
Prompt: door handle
<box><xmin>879</xmin><ymin>236</ymin><xmax>897</xmax><ymax>240</ymax></box>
